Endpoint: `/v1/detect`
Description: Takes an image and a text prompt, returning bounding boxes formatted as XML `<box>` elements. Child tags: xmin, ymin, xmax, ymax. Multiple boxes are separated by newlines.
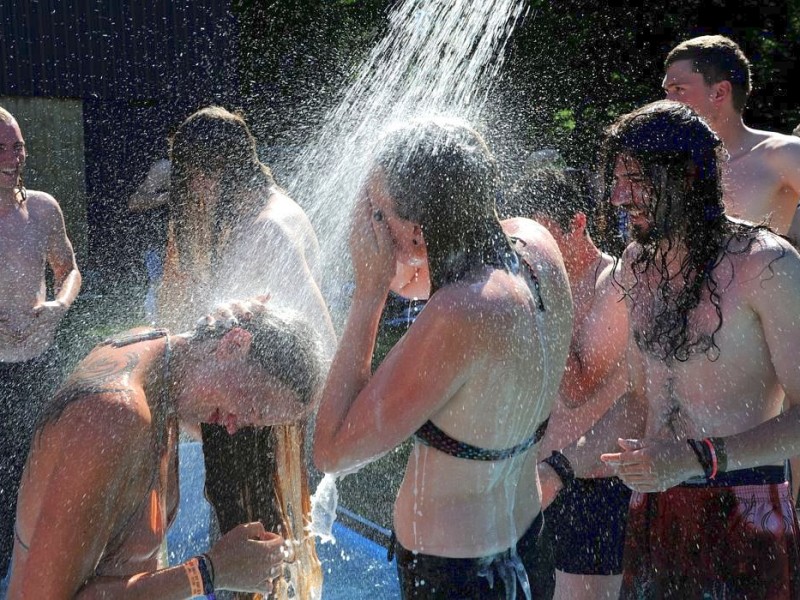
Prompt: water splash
<box><xmin>288</xmin><ymin>0</ymin><xmax>528</xmax><ymax>319</ymax></box>
<box><xmin>308</xmin><ymin>472</ymin><xmax>340</xmax><ymax>544</ymax></box>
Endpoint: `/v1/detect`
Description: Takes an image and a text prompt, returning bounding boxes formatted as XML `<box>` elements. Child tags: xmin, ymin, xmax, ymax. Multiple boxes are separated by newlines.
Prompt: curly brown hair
<box><xmin>601</xmin><ymin>100</ymin><xmax>776</xmax><ymax>362</ymax></box>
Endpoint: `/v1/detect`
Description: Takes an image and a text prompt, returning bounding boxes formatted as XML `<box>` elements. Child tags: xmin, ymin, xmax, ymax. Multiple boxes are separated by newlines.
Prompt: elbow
<box><xmin>313</xmin><ymin>436</ymin><xmax>357</xmax><ymax>476</ymax></box>
<box><xmin>313</xmin><ymin>446</ymin><xmax>341</xmax><ymax>475</ymax></box>
<box><xmin>312</xmin><ymin>432</ymin><xmax>337</xmax><ymax>474</ymax></box>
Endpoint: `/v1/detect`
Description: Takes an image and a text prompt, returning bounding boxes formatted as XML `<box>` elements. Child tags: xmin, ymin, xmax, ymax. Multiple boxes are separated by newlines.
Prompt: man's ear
<box><xmin>215</xmin><ymin>327</ymin><xmax>253</xmax><ymax>361</ymax></box>
<box><xmin>712</xmin><ymin>80</ymin><xmax>732</xmax><ymax>106</ymax></box>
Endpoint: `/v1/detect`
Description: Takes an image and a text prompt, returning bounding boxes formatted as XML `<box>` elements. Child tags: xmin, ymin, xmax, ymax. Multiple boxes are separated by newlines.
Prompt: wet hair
<box><xmin>168</xmin><ymin>106</ymin><xmax>276</xmax><ymax>275</ymax></box>
<box><xmin>665</xmin><ymin>35</ymin><xmax>752</xmax><ymax>113</ymax></box>
<box><xmin>192</xmin><ymin>307</ymin><xmax>324</xmax><ymax>408</ymax></box>
<box><xmin>601</xmin><ymin>100</ymin><xmax>772</xmax><ymax>362</ymax></box>
<box><xmin>374</xmin><ymin>117</ymin><xmax>516</xmax><ymax>292</ymax></box>
<box><xmin>501</xmin><ymin>166</ymin><xmax>595</xmax><ymax>231</ymax></box>
<box><xmin>37</xmin><ymin>306</ymin><xmax>324</xmax><ymax>437</ymax></box>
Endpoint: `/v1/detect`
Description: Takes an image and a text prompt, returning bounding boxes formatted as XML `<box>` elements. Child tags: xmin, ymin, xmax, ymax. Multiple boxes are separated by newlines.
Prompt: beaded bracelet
<box><xmin>182</xmin><ymin>558</ymin><xmax>204</xmax><ymax>597</ymax></box>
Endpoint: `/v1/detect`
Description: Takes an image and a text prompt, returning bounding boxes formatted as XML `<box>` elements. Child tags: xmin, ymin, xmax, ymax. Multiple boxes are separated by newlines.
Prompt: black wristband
<box><xmin>543</xmin><ymin>450</ymin><xmax>575</xmax><ymax>489</ymax></box>
<box><xmin>686</xmin><ymin>438</ymin><xmax>713</xmax><ymax>478</ymax></box>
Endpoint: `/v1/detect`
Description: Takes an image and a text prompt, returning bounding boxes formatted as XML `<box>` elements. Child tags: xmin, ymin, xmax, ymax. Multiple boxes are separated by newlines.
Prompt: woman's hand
<box><xmin>601</xmin><ymin>438</ymin><xmax>703</xmax><ymax>492</ymax></box>
<box><xmin>207</xmin><ymin>521</ymin><xmax>287</xmax><ymax>593</ymax></box>
<box><xmin>349</xmin><ymin>192</ymin><xmax>395</xmax><ymax>293</ymax></box>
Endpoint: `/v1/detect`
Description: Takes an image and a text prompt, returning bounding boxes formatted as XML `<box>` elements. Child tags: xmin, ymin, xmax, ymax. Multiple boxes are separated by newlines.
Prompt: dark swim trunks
<box><xmin>543</xmin><ymin>476</ymin><xmax>631</xmax><ymax>575</ymax></box>
<box><xmin>620</xmin><ymin>466</ymin><xmax>800</xmax><ymax>600</ymax></box>
<box><xmin>392</xmin><ymin>513</ymin><xmax>545</xmax><ymax>599</ymax></box>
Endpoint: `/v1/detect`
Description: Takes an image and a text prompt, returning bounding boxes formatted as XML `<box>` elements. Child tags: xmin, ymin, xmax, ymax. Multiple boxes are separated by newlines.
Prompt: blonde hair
<box><xmin>0</xmin><ymin>106</ymin><xmax>16</xmax><ymax>124</ymax></box>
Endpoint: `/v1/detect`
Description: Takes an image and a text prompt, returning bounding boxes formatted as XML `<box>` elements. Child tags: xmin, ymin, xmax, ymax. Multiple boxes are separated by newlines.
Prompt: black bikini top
<box><xmin>414</xmin><ymin>417</ymin><xmax>549</xmax><ymax>461</ymax></box>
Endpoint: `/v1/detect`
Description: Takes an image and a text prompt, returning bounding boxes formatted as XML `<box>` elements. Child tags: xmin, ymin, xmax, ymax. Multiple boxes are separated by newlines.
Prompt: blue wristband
<box><xmin>196</xmin><ymin>554</ymin><xmax>216</xmax><ymax>599</ymax></box>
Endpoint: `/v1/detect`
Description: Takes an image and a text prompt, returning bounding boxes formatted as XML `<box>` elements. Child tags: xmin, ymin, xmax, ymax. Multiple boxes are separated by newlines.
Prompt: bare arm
<box><xmin>775</xmin><ymin>137</ymin><xmax>800</xmax><ymax>246</ymax></box>
<box><xmin>128</xmin><ymin>159</ymin><xmax>171</xmax><ymax>213</ymax></box>
<box><xmin>45</xmin><ymin>195</ymin><xmax>81</xmax><ymax>308</ymax></box>
<box><xmin>10</xmin><ymin>398</ymin><xmax>146</xmax><ymax>599</ymax></box>
<box><xmin>237</xmin><ymin>219</ymin><xmax>336</xmax><ymax>354</ymax></box>
<box><xmin>10</xmin><ymin>397</ymin><xmax>284</xmax><ymax>599</ymax></box>
<box><xmin>313</xmin><ymin>195</ymin><xmax>473</xmax><ymax>473</ymax></box>
<box><xmin>560</xmin><ymin>328</ymin><xmax>648</xmax><ymax>478</ymax></box>
<box><xmin>721</xmin><ymin>242</ymin><xmax>800</xmax><ymax>469</ymax></box>
<box><xmin>559</xmin><ymin>264</ymin><xmax>628</xmax><ymax>408</ymax></box>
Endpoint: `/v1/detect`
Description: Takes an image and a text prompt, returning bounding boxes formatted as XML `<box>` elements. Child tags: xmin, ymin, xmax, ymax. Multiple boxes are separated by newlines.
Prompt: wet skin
<box><xmin>0</xmin><ymin>117</ymin><xmax>81</xmax><ymax>362</ymax></box>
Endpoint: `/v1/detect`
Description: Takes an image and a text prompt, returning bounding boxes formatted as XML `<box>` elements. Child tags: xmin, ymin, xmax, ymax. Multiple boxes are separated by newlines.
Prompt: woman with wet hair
<box><xmin>314</xmin><ymin>117</ymin><xmax>573</xmax><ymax>598</ymax></box>
<box><xmin>9</xmin><ymin>304</ymin><xmax>324</xmax><ymax>599</ymax></box>
<box><xmin>160</xmin><ymin>106</ymin><xmax>334</xmax><ymax>600</ymax></box>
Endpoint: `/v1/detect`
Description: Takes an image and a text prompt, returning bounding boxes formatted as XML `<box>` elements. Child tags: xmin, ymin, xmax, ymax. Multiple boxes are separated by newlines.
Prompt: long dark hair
<box><xmin>169</xmin><ymin>106</ymin><xmax>275</xmax><ymax>275</ymax></box>
<box><xmin>375</xmin><ymin>117</ymin><xmax>516</xmax><ymax>293</ymax></box>
<box><xmin>600</xmin><ymin>100</ymin><xmax>772</xmax><ymax>362</ymax></box>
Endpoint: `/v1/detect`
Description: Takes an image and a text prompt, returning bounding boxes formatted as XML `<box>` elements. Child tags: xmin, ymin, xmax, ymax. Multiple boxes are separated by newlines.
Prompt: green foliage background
<box><xmin>233</xmin><ymin>0</ymin><xmax>800</xmax><ymax>172</ymax></box>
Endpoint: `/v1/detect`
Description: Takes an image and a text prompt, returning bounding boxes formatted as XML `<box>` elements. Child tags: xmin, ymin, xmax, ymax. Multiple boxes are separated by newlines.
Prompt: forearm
<box><xmin>75</xmin><ymin>564</ymin><xmax>201</xmax><ymax>600</ymax></box>
<box><xmin>561</xmin><ymin>391</ymin><xmax>646</xmax><ymax>478</ymax></box>
<box><xmin>313</xmin><ymin>287</ymin><xmax>386</xmax><ymax>472</ymax></box>
<box><xmin>721</xmin><ymin>404</ymin><xmax>800</xmax><ymax>471</ymax></box>
<box><xmin>54</xmin><ymin>267</ymin><xmax>82</xmax><ymax>308</ymax></box>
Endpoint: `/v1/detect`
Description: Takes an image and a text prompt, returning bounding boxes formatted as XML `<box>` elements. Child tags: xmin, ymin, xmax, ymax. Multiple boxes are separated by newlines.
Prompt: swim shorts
<box><xmin>544</xmin><ymin>476</ymin><xmax>631</xmax><ymax>575</ymax></box>
<box><xmin>620</xmin><ymin>466</ymin><xmax>800</xmax><ymax>599</ymax></box>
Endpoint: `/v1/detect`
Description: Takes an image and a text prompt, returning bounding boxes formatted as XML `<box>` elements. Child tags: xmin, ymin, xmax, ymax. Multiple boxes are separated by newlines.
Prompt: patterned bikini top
<box><xmin>412</xmin><ymin>240</ymin><xmax>549</xmax><ymax>461</ymax></box>
<box><xmin>414</xmin><ymin>417</ymin><xmax>550</xmax><ymax>461</ymax></box>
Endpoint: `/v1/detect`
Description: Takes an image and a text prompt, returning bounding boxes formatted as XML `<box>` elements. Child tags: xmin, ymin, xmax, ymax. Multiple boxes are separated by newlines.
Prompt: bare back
<box><xmin>216</xmin><ymin>189</ymin><xmax>335</xmax><ymax>351</ymax></box>
<box><xmin>10</xmin><ymin>339</ymin><xmax>178</xmax><ymax>597</ymax></box>
<box><xmin>393</xmin><ymin>217</ymin><xmax>572</xmax><ymax>557</ymax></box>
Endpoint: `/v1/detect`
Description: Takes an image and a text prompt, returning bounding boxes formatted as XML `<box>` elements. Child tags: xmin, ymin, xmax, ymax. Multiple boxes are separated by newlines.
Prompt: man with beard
<box><xmin>0</xmin><ymin>106</ymin><xmax>81</xmax><ymax>582</ymax></box>
<box><xmin>662</xmin><ymin>35</ymin><xmax>800</xmax><ymax>242</ymax></box>
<box><xmin>541</xmin><ymin>100</ymin><xmax>800</xmax><ymax>598</ymax></box>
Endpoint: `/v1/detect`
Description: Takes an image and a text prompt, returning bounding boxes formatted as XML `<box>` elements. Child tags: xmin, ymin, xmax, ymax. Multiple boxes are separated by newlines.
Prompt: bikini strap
<box><xmin>414</xmin><ymin>417</ymin><xmax>549</xmax><ymax>461</ymax></box>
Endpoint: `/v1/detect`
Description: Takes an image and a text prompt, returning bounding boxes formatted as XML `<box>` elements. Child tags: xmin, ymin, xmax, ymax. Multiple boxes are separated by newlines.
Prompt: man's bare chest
<box><xmin>0</xmin><ymin>211</ymin><xmax>48</xmax><ymax>269</ymax></box>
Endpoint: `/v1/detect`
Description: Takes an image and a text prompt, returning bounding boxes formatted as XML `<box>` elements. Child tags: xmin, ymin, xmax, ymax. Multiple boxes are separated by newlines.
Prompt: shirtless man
<box><xmin>501</xmin><ymin>167</ymin><xmax>630</xmax><ymax>599</ymax></box>
<box><xmin>0</xmin><ymin>106</ymin><xmax>81</xmax><ymax>580</ymax></box>
<box><xmin>662</xmin><ymin>35</ymin><xmax>800</xmax><ymax>240</ymax></box>
<box><xmin>542</xmin><ymin>100</ymin><xmax>800</xmax><ymax>598</ymax></box>
<box><xmin>8</xmin><ymin>301</ymin><xmax>324</xmax><ymax>599</ymax></box>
